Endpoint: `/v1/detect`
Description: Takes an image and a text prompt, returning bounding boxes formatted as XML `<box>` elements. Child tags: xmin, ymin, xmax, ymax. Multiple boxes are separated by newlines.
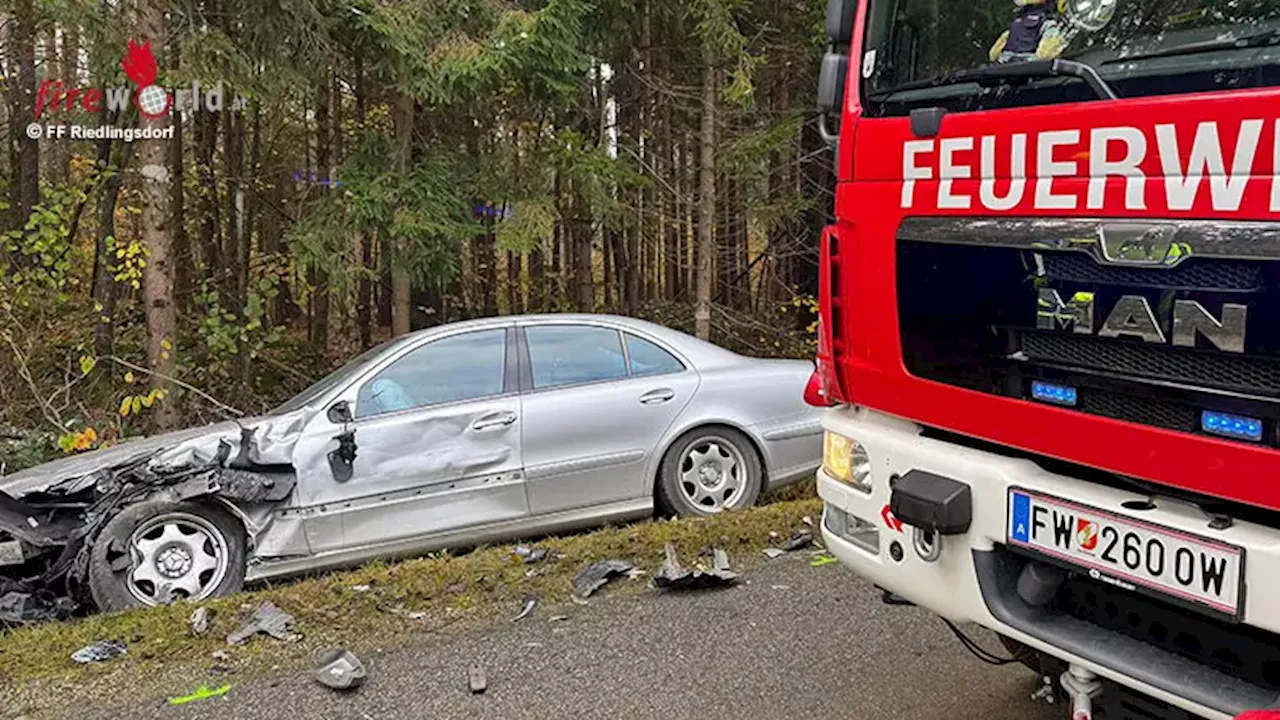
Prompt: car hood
<box><xmin>0</xmin><ymin>411</ymin><xmax>308</xmax><ymax>499</ymax></box>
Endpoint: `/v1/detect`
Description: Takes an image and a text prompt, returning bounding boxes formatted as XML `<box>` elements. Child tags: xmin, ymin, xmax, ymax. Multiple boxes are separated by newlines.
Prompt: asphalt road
<box><xmin>82</xmin><ymin>554</ymin><xmax>1061</xmax><ymax>720</ymax></box>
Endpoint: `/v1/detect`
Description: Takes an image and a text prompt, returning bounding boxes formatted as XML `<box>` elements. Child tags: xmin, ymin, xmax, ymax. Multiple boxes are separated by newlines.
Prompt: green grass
<box><xmin>0</xmin><ymin>496</ymin><xmax>823</xmax><ymax>715</ymax></box>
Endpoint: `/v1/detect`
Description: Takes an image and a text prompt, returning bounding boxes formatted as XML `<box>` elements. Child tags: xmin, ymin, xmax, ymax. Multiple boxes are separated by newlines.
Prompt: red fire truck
<box><xmin>810</xmin><ymin>0</ymin><xmax>1280</xmax><ymax>718</ymax></box>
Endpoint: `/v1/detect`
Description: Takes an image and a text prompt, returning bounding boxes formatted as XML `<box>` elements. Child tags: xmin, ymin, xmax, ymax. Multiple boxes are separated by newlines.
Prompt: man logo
<box><xmin>1077</xmin><ymin>518</ymin><xmax>1099</xmax><ymax>553</ymax></box>
<box><xmin>1036</xmin><ymin>289</ymin><xmax>1248</xmax><ymax>354</ymax></box>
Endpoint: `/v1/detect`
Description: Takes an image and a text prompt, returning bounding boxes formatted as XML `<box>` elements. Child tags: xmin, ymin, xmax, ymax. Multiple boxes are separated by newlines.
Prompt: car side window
<box><xmin>625</xmin><ymin>333</ymin><xmax>684</xmax><ymax>377</ymax></box>
<box><xmin>526</xmin><ymin>325</ymin><xmax>627</xmax><ymax>389</ymax></box>
<box><xmin>355</xmin><ymin>329</ymin><xmax>506</xmax><ymax>418</ymax></box>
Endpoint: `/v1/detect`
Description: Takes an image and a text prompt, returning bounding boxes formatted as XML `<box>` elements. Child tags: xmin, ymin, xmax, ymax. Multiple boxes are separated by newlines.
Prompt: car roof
<box><xmin>403</xmin><ymin>314</ymin><xmax>744</xmax><ymax>367</ymax></box>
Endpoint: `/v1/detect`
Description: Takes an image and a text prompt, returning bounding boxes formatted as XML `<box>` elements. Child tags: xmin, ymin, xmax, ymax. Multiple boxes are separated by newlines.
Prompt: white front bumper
<box><xmin>818</xmin><ymin>406</ymin><xmax>1280</xmax><ymax>720</ymax></box>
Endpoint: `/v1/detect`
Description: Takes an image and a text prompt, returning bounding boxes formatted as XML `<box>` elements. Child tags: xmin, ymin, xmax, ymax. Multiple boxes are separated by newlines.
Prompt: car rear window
<box><xmin>625</xmin><ymin>334</ymin><xmax>684</xmax><ymax>377</ymax></box>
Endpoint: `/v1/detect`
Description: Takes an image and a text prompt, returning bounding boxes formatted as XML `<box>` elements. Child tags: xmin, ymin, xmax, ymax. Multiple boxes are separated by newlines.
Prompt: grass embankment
<box><xmin>1</xmin><ymin>486</ymin><xmax>821</xmax><ymax>713</ymax></box>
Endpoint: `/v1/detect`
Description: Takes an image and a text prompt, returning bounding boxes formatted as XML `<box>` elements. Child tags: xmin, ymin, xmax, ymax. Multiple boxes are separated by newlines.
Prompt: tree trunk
<box><xmin>40</xmin><ymin>30</ymin><xmax>60</xmax><ymax>185</ymax></box>
<box><xmin>686</xmin><ymin>129</ymin><xmax>697</xmax><ymax>298</ymax></box>
<box><xmin>663</xmin><ymin>98</ymin><xmax>678</xmax><ymax>300</ymax></box>
<box><xmin>354</xmin><ymin>60</ymin><xmax>373</xmax><ymax>347</ymax></box>
<box><xmin>575</xmin><ymin>220</ymin><xmax>593</xmax><ymax>310</ymax></box>
<box><xmin>695</xmin><ymin>59</ymin><xmax>716</xmax><ymax>341</ymax></box>
<box><xmin>506</xmin><ymin>249</ymin><xmax>522</xmax><ymax>314</ymax></box>
<box><xmin>390</xmin><ymin>90</ymin><xmax>413</xmax><ymax>337</ymax></box>
<box><xmin>137</xmin><ymin>3</ymin><xmax>177</xmax><ymax>430</ymax></box>
<box><xmin>170</xmin><ymin>45</ymin><xmax>188</xmax><ymax>305</ymax></box>
<box><xmin>92</xmin><ymin>106</ymin><xmax>132</xmax><ymax>358</ymax></box>
<box><xmin>8</xmin><ymin>0</ymin><xmax>38</xmax><ymax>236</ymax></box>
<box><xmin>479</xmin><ymin>223</ymin><xmax>498</xmax><ymax>317</ymax></box>
<box><xmin>766</xmin><ymin>75</ymin><xmax>790</xmax><ymax>306</ymax></box>
<box><xmin>310</xmin><ymin>77</ymin><xmax>330</xmax><ymax>347</ymax></box>
<box><xmin>529</xmin><ymin>239</ymin><xmax>545</xmax><ymax>312</ymax></box>
<box><xmin>196</xmin><ymin>100</ymin><xmax>221</xmax><ymax>273</ymax></box>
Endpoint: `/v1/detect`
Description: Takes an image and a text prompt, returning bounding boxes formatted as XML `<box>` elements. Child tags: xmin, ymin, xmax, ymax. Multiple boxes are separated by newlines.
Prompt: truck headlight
<box><xmin>823</xmin><ymin>432</ymin><xmax>872</xmax><ymax>492</ymax></box>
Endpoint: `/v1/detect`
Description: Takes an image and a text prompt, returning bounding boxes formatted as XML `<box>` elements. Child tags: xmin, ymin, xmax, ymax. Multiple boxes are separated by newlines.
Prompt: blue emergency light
<box><xmin>1032</xmin><ymin>381</ymin><xmax>1077</xmax><ymax>407</ymax></box>
<box><xmin>1201</xmin><ymin>411</ymin><xmax>1264</xmax><ymax>442</ymax></box>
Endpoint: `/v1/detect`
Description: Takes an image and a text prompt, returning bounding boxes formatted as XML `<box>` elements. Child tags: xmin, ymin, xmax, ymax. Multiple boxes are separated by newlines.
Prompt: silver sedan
<box><xmin>0</xmin><ymin>315</ymin><xmax>821</xmax><ymax>612</ymax></box>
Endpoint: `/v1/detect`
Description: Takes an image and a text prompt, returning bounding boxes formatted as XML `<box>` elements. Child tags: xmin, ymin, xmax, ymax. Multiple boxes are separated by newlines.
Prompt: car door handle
<box><xmin>639</xmin><ymin>389</ymin><xmax>676</xmax><ymax>405</ymax></box>
<box><xmin>471</xmin><ymin>412</ymin><xmax>518</xmax><ymax>431</ymax></box>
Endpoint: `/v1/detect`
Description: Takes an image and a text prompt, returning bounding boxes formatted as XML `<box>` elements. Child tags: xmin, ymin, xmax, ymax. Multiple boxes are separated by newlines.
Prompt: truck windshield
<box><xmin>862</xmin><ymin>0</ymin><xmax>1280</xmax><ymax>115</ymax></box>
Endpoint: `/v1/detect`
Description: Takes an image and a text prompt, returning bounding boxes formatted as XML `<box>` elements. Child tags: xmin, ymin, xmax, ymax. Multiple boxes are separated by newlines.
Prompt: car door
<box><xmin>292</xmin><ymin>326</ymin><xmax>528</xmax><ymax>556</ymax></box>
<box><xmin>518</xmin><ymin>322</ymin><xmax>699</xmax><ymax>515</ymax></box>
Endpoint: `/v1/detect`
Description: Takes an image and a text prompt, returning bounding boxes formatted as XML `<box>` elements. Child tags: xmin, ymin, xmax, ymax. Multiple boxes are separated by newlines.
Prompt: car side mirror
<box><xmin>327</xmin><ymin>401</ymin><xmax>353</xmax><ymax>425</ymax></box>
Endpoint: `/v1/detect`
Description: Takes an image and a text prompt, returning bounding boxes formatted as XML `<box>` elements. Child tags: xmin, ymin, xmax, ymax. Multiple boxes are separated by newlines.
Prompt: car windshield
<box><xmin>862</xmin><ymin>0</ymin><xmax>1280</xmax><ymax>114</ymax></box>
<box><xmin>271</xmin><ymin>338</ymin><xmax>412</xmax><ymax>415</ymax></box>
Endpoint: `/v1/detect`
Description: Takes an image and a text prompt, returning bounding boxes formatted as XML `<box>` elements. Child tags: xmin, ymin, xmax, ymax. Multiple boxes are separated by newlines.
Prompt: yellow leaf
<box><xmin>161</xmin><ymin>351</ymin><xmax>171</xmax><ymax>361</ymax></box>
<box><xmin>132</xmin><ymin>397</ymin><xmax>143</xmax><ymax>414</ymax></box>
<box><xmin>120</xmin><ymin>397</ymin><xmax>132</xmax><ymax>417</ymax></box>
<box><xmin>83</xmin><ymin>427</ymin><xmax>97</xmax><ymax>443</ymax></box>
<box><xmin>79</xmin><ymin>356</ymin><xmax>96</xmax><ymax>375</ymax></box>
<box><xmin>141</xmin><ymin>395</ymin><xmax>154</xmax><ymax>408</ymax></box>
<box><xmin>161</xmin><ymin>339</ymin><xmax>173</xmax><ymax>351</ymax></box>
<box><xmin>124</xmin><ymin>371</ymin><xmax>135</xmax><ymax>384</ymax></box>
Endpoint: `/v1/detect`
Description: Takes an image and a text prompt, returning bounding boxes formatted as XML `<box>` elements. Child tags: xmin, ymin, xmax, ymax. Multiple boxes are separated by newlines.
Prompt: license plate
<box><xmin>1007</xmin><ymin>489</ymin><xmax>1244</xmax><ymax>618</ymax></box>
<box><xmin>0</xmin><ymin>539</ymin><xmax>23</xmax><ymax>567</ymax></box>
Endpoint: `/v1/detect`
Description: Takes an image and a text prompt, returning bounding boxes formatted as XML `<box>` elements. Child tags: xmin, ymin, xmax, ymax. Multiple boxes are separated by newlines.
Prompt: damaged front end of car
<box><xmin>0</xmin><ymin>419</ymin><xmax>300</xmax><ymax>626</ymax></box>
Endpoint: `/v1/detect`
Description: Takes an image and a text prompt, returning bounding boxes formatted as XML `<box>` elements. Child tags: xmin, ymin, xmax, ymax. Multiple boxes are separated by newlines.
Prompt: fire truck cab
<box><xmin>813</xmin><ymin>0</ymin><xmax>1280</xmax><ymax>718</ymax></box>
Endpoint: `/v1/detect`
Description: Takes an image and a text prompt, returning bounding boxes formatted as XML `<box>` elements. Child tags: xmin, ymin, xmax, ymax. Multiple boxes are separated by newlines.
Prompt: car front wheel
<box><xmin>88</xmin><ymin>499</ymin><xmax>246</xmax><ymax>611</ymax></box>
<box><xmin>657</xmin><ymin>427</ymin><xmax>763</xmax><ymax>517</ymax></box>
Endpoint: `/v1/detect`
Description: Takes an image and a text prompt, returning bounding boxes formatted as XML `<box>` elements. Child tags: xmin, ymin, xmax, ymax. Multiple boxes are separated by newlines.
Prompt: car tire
<box><xmin>656</xmin><ymin>426</ymin><xmax>763</xmax><ymax>517</ymax></box>
<box><xmin>88</xmin><ymin>499</ymin><xmax>247</xmax><ymax>612</ymax></box>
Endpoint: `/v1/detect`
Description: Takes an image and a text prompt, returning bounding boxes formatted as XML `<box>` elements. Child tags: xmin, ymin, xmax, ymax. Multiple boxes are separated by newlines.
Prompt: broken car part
<box><xmin>314</xmin><ymin>648</ymin><xmax>367</xmax><ymax>691</ymax></box>
<box><xmin>513</xmin><ymin>546</ymin><xmax>547</xmax><ymax>564</ymax></box>
<box><xmin>571</xmin><ymin>559</ymin><xmax>636</xmax><ymax>600</ymax></box>
<box><xmin>71</xmin><ymin>639</ymin><xmax>126</xmax><ymax>664</ymax></box>
<box><xmin>513</xmin><ymin>595</ymin><xmax>538</xmax><ymax>622</ymax></box>
<box><xmin>780</xmin><ymin>532</ymin><xmax>813</xmax><ymax>552</ymax></box>
<box><xmin>226</xmin><ymin>601</ymin><xmax>300</xmax><ymax>645</ymax></box>
<box><xmin>653</xmin><ymin>543</ymin><xmax>738</xmax><ymax>590</ymax></box>
<box><xmin>190</xmin><ymin>606</ymin><xmax>211</xmax><ymax>636</ymax></box>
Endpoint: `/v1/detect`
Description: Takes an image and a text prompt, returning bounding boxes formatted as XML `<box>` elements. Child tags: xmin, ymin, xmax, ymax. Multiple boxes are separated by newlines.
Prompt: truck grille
<box><xmin>896</xmin><ymin>221</ymin><xmax>1280</xmax><ymax>448</ymax></box>
<box><xmin>1077</xmin><ymin>389</ymin><xmax>1199</xmax><ymax>434</ymax></box>
<box><xmin>1021</xmin><ymin>332</ymin><xmax>1280</xmax><ymax>397</ymax></box>
<box><xmin>1041</xmin><ymin>254</ymin><xmax>1265</xmax><ymax>293</ymax></box>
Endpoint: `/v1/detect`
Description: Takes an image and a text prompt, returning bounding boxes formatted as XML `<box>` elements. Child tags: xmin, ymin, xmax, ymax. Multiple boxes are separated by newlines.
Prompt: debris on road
<box><xmin>211</xmin><ymin>650</ymin><xmax>230</xmax><ymax>662</ymax></box>
<box><xmin>802</xmin><ymin>515</ymin><xmax>814</xmax><ymax>527</ymax></box>
<box><xmin>654</xmin><ymin>543</ymin><xmax>738</xmax><ymax>590</ymax></box>
<box><xmin>167</xmin><ymin>683</ymin><xmax>232</xmax><ymax>705</ymax></box>
<box><xmin>763</xmin><ymin>531</ymin><xmax>814</xmax><ymax>560</ymax></box>
<box><xmin>771</xmin><ymin>585</ymin><xmax>792</xmax><ymax>590</ymax></box>
<box><xmin>571</xmin><ymin>559</ymin><xmax>636</xmax><ymax>600</ymax></box>
<box><xmin>781</xmin><ymin>532</ymin><xmax>814</xmax><ymax>552</ymax></box>
<box><xmin>227</xmin><ymin>601</ymin><xmax>301</xmax><ymax>645</ymax></box>
<box><xmin>190</xmin><ymin>607</ymin><xmax>211</xmax><ymax>636</ymax></box>
<box><xmin>809</xmin><ymin>553</ymin><xmax>838</xmax><ymax>567</ymax></box>
<box><xmin>513</xmin><ymin>595</ymin><xmax>538</xmax><ymax>622</ymax></box>
<box><xmin>0</xmin><ymin>588</ymin><xmax>72</xmax><ymax>627</ymax></box>
<box><xmin>71</xmin><ymin>640</ymin><xmax>126</xmax><ymax>664</ymax></box>
<box><xmin>314</xmin><ymin>648</ymin><xmax>367</xmax><ymax>691</ymax></box>
<box><xmin>514</xmin><ymin>545</ymin><xmax>548</xmax><ymax>564</ymax></box>
<box><xmin>468</xmin><ymin>665</ymin><xmax>488</xmax><ymax>694</ymax></box>
<box><xmin>350</xmin><ymin>584</ymin><xmax>372</xmax><ymax>593</ymax></box>
<box><xmin>549</xmin><ymin>615</ymin><xmax>569</xmax><ymax>623</ymax></box>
